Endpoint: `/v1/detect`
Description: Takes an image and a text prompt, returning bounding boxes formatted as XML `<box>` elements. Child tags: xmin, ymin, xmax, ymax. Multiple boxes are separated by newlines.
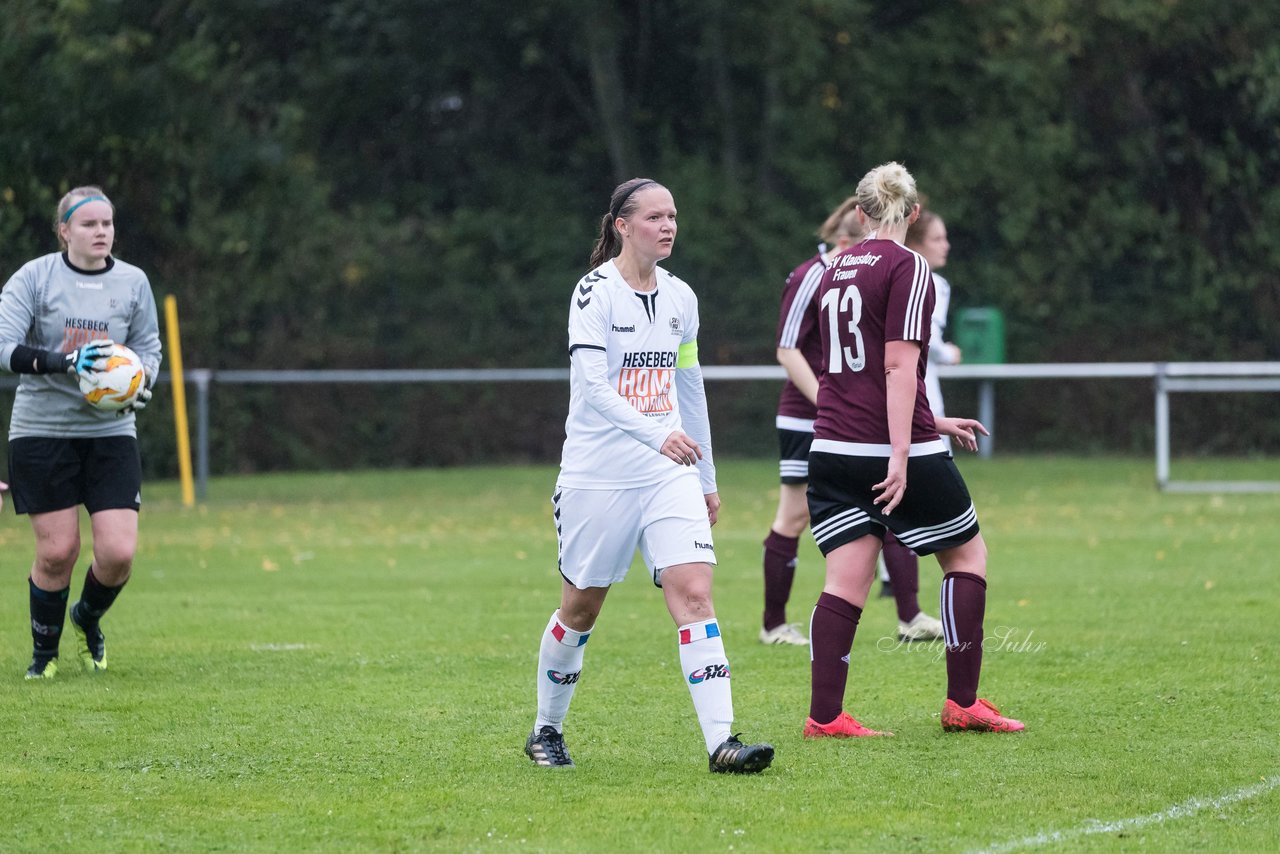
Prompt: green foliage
<box><xmin>1</xmin><ymin>459</ymin><xmax>1278</xmax><ymax>849</ymax></box>
<box><xmin>2</xmin><ymin>1</ymin><xmax>1278</xmax><ymax>472</ymax></box>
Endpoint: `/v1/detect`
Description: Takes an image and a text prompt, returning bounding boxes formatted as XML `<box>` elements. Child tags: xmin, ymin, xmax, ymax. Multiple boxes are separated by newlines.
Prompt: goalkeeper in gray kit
<box><xmin>0</xmin><ymin>186</ymin><xmax>161</xmax><ymax>680</ymax></box>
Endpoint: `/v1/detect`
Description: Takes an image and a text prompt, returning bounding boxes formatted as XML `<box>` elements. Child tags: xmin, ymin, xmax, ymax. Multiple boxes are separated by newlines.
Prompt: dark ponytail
<box><xmin>588</xmin><ymin>177</ymin><xmax>661</xmax><ymax>270</ymax></box>
<box><xmin>588</xmin><ymin>212</ymin><xmax>621</xmax><ymax>270</ymax></box>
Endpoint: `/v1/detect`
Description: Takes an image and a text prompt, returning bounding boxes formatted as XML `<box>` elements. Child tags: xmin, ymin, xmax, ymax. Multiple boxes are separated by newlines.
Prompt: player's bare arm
<box><xmin>876</xmin><ymin>339</ymin><xmax>922</xmax><ymax>514</ymax></box>
<box><xmin>776</xmin><ymin>347</ymin><xmax>819</xmax><ymax>406</ymax></box>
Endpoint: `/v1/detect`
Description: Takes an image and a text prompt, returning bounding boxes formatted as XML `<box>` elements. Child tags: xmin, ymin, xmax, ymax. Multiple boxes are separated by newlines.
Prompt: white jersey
<box><xmin>928</xmin><ymin>272</ymin><xmax>953</xmax><ymax>352</ymax></box>
<box><xmin>558</xmin><ymin>259</ymin><xmax>713</xmax><ymax>490</ymax></box>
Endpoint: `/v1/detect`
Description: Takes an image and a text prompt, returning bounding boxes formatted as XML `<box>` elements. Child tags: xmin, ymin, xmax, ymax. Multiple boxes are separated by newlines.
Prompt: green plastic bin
<box><xmin>952</xmin><ymin>307</ymin><xmax>1006</xmax><ymax>364</ymax></box>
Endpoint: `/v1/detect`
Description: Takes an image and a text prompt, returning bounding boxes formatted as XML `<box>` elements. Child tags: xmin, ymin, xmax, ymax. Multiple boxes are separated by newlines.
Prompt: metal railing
<box><xmin>172</xmin><ymin>361</ymin><xmax>1280</xmax><ymax>497</ymax></box>
<box><xmin>5</xmin><ymin>362</ymin><xmax>1278</xmax><ymax>496</ymax></box>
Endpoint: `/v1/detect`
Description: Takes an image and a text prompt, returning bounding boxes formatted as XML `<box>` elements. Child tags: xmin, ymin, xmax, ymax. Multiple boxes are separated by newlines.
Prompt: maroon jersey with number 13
<box><xmin>813</xmin><ymin>238</ymin><xmax>939</xmax><ymax>447</ymax></box>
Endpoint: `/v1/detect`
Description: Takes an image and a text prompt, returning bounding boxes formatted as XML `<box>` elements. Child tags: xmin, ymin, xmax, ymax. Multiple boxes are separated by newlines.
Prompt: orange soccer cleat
<box><xmin>803</xmin><ymin>711</ymin><xmax>893</xmax><ymax>739</ymax></box>
<box><xmin>941</xmin><ymin>698</ymin><xmax>1025</xmax><ymax>733</ymax></box>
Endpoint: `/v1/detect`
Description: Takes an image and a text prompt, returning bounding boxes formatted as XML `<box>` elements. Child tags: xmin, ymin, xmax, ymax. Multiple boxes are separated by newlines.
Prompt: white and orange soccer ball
<box><xmin>80</xmin><ymin>344</ymin><xmax>146</xmax><ymax>412</ymax></box>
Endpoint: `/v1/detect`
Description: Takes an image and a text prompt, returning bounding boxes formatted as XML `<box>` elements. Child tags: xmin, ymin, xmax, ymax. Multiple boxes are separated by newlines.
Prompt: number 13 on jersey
<box><xmin>822</xmin><ymin>285</ymin><xmax>865</xmax><ymax>373</ymax></box>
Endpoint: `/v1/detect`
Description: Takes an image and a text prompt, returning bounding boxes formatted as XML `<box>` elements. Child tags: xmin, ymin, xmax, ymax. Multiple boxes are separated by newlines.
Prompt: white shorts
<box><xmin>553</xmin><ymin>470</ymin><xmax>716</xmax><ymax>589</ymax></box>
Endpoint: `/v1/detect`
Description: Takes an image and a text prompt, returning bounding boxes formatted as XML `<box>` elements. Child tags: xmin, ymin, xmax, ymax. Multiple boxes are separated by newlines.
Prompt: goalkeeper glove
<box><xmin>117</xmin><ymin>383</ymin><xmax>153</xmax><ymax>418</ymax></box>
<box><xmin>63</xmin><ymin>338</ymin><xmax>115</xmax><ymax>375</ymax></box>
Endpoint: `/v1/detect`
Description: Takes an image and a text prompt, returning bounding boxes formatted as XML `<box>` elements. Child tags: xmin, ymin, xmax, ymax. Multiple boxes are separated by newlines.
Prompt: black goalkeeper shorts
<box><xmin>8</xmin><ymin>436</ymin><xmax>142</xmax><ymax>515</ymax></box>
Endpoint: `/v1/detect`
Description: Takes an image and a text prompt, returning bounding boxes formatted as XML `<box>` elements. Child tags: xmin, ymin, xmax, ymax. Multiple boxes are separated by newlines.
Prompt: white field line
<box><xmin>972</xmin><ymin>776</ymin><xmax>1280</xmax><ymax>854</ymax></box>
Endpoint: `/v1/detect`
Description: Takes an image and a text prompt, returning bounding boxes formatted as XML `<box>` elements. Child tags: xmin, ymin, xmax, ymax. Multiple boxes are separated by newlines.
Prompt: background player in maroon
<box><xmin>759</xmin><ymin>196</ymin><xmax>855</xmax><ymax>647</ymax></box>
<box><xmin>760</xmin><ymin>197</ymin><xmax>942</xmax><ymax>646</ymax></box>
<box><xmin>803</xmin><ymin>162</ymin><xmax>1023</xmax><ymax>737</ymax></box>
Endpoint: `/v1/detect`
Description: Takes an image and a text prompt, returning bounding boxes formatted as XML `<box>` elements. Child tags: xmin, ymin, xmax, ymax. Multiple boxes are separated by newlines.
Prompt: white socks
<box><xmin>678</xmin><ymin>618</ymin><xmax>734</xmax><ymax>754</ymax></box>
<box><xmin>535</xmin><ymin>611</ymin><xmax>735</xmax><ymax>755</ymax></box>
<box><xmin>534</xmin><ymin>610</ymin><xmax>592</xmax><ymax>732</ymax></box>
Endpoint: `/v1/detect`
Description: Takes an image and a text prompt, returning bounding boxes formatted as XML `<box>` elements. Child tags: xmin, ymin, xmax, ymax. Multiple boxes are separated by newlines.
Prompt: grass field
<box><xmin>2</xmin><ymin>456</ymin><xmax>1277</xmax><ymax>852</ymax></box>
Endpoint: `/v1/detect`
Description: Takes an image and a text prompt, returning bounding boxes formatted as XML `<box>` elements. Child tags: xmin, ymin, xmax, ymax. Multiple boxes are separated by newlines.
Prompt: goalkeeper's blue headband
<box><xmin>62</xmin><ymin>196</ymin><xmax>110</xmax><ymax>223</ymax></box>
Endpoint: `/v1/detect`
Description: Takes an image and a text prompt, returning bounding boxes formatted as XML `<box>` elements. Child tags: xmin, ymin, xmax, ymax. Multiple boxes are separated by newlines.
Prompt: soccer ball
<box><xmin>80</xmin><ymin>344</ymin><xmax>146</xmax><ymax>412</ymax></box>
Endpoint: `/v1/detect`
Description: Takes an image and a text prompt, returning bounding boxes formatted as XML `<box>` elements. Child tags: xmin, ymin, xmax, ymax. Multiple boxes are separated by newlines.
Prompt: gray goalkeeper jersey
<box><xmin>0</xmin><ymin>252</ymin><xmax>162</xmax><ymax>438</ymax></box>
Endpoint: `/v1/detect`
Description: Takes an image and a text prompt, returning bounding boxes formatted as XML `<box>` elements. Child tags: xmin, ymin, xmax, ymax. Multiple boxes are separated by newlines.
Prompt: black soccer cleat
<box><xmin>25</xmin><ymin>656</ymin><xmax>58</xmax><ymax>680</ymax></box>
<box><xmin>525</xmin><ymin>725</ymin><xmax>575</xmax><ymax>767</ymax></box>
<box><xmin>709</xmin><ymin>734</ymin><xmax>774</xmax><ymax>774</ymax></box>
<box><xmin>69</xmin><ymin>601</ymin><xmax>107</xmax><ymax>672</ymax></box>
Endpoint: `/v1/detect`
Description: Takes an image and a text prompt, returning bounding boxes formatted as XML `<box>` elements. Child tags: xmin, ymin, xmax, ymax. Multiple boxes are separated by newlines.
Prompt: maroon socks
<box><xmin>808</xmin><ymin>592</ymin><xmax>861</xmax><ymax>724</ymax></box>
<box><xmin>941</xmin><ymin>571</ymin><xmax>987</xmax><ymax>707</ymax></box>
<box><xmin>762</xmin><ymin>530</ymin><xmax>799</xmax><ymax>630</ymax></box>
<box><xmin>881</xmin><ymin>532</ymin><xmax>922</xmax><ymax>623</ymax></box>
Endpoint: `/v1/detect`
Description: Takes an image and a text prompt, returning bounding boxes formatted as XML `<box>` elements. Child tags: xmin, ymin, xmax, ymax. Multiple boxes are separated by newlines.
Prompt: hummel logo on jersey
<box><xmin>694</xmin><ymin>541</ymin><xmax>714</xmax><ymax>551</ymax></box>
<box><xmin>688</xmin><ymin>663</ymin><xmax>730</xmax><ymax>684</ymax></box>
<box><xmin>547</xmin><ymin>669</ymin><xmax>581</xmax><ymax>685</ymax></box>
<box><xmin>612</xmin><ymin>324</ymin><xmax>635</xmax><ymax>332</ymax></box>
<box><xmin>76</xmin><ymin>281</ymin><xmax>104</xmax><ymax>290</ymax></box>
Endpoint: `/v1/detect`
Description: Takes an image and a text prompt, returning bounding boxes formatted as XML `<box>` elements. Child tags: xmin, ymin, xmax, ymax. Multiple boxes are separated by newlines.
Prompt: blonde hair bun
<box><xmin>855</xmin><ymin>162</ymin><xmax>917</xmax><ymax>229</ymax></box>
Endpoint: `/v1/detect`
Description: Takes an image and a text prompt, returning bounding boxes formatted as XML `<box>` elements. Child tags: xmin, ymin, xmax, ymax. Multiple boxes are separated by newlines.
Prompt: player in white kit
<box><xmin>525</xmin><ymin>178</ymin><xmax>773</xmax><ymax>774</ymax></box>
<box><xmin>906</xmin><ymin>209</ymin><xmax>961</xmax><ymax>438</ymax></box>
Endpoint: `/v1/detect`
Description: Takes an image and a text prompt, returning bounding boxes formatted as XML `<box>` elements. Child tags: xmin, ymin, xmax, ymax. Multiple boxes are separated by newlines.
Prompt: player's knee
<box><xmin>777</xmin><ymin>511</ymin><xmax>808</xmax><ymax>538</ymax></box>
<box><xmin>684</xmin><ymin>582</ymin><xmax>714</xmax><ymax>608</ymax></box>
<box><xmin>92</xmin><ymin>543</ymin><xmax>136</xmax><ymax>577</ymax></box>
<box><xmin>661</xmin><ymin>563</ymin><xmax>713</xmax><ymax>610</ymax></box>
<box><xmin>560</xmin><ymin>602</ymin><xmax>601</xmax><ymax>630</ymax></box>
<box><xmin>36</xmin><ymin>537</ymin><xmax>81</xmax><ymax>570</ymax></box>
<box><xmin>678</xmin><ymin>595</ymin><xmax>715</xmax><ymax>624</ymax></box>
<box><xmin>559</xmin><ymin>585</ymin><xmax>606</xmax><ymax>630</ymax></box>
<box><xmin>938</xmin><ymin>537</ymin><xmax>988</xmax><ymax>576</ymax></box>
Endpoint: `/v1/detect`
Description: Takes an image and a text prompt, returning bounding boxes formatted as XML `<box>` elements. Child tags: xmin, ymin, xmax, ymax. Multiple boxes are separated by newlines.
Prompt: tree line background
<box><xmin>2</xmin><ymin>0</ymin><xmax>1277</xmax><ymax>475</ymax></box>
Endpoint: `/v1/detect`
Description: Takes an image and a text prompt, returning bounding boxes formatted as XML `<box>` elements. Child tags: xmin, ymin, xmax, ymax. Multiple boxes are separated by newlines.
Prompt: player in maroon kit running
<box><xmin>761</xmin><ymin>197</ymin><xmax>943</xmax><ymax>646</ymax></box>
<box><xmin>803</xmin><ymin>162</ymin><xmax>1024</xmax><ymax>737</ymax></box>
